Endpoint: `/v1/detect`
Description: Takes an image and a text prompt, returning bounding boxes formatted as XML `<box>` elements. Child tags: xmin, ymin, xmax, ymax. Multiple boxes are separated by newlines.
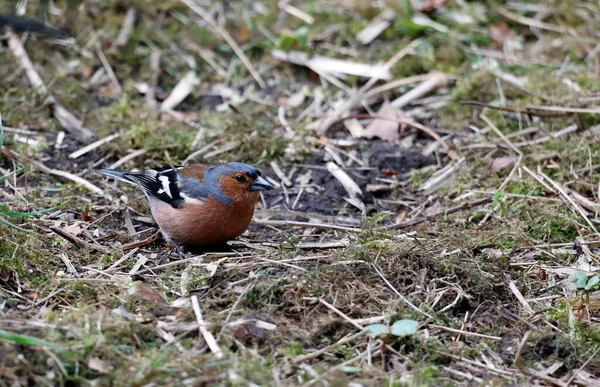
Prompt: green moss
<box><xmin>283</xmin><ymin>340</ymin><xmax>304</xmax><ymax>356</ymax></box>
<box><xmin>525</xmin><ymin>218</ymin><xmax>578</xmax><ymax>243</ymax></box>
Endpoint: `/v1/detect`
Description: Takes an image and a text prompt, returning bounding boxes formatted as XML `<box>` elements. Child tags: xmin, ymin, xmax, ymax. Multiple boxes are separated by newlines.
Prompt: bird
<box><xmin>95</xmin><ymin>162</ymin><xmax>274</xmax><ymax>255</ymax></box>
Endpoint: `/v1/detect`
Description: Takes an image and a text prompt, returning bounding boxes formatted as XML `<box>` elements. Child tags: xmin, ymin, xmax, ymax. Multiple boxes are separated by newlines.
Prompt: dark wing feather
<box><xmin>97</xmin><ymin>166</ymin><xmax>186</xmax><ymax>208</ymax></box>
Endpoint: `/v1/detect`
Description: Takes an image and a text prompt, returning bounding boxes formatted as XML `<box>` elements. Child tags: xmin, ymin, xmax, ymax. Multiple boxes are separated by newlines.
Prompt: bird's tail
<box><xmin>94</xmin><ymin>169</ymin><xmax>137</xmax><ymax>185</ymax></box>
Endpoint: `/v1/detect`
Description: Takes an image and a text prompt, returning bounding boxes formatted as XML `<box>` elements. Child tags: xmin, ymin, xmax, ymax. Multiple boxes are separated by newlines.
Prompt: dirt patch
<box><xmin>261</xmin><ymin>140</ymin><xmax>434</xmax><ymax>216</ymax></box>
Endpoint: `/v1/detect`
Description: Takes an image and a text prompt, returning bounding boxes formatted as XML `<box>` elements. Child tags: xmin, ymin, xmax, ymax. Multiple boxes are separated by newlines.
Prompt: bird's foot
<box><xmin>168</xmin><ymin>240</ymin><xmax>187</xmax><ymax>259</ymax></box>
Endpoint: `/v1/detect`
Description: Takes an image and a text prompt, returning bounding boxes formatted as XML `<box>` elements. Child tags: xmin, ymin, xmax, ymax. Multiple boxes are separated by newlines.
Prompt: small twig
<box><xmin>442</xmin><ymin>367</ymin><xmax>483</xmax><ymax>383</ymax></box>
<box><xmin>68</xmin><ymin>133</ymin><xmax>120</xmax><ymax>159</ymax></box>
<box><xmin>59</xmin><ymin>253</ymin><xmax>77</xmax><ymax>275</ymax></box>
<box><xmin>146</xmin><ymin>49</ymin><xmax>161</xmax><ymax>113</ymax></box>
<box><xmin>391</xmin><ymin>71</ymin><xmax>447</xmax><ymax>109</ymax></box>
<box><xmin>108</xmin><ymin>149</ymin><xmax>147</xmax><ymax>169</ymax></box>
<box><xmin>182</xmin><ymin>0</ymin><xmax>265</xmax><ymax>88</ymax></box>
<box><xmin>7</xmin><ymin>30</ymin><xmax>46</xmax><ymax>93</ymax></box>
<box><xmin>104</xmin><ymin>248</ymin><xmax>139</xmax><ymax>272</ymax></box>
<box><xmin>111</xmin><ymin>8</ymin><xmax>136</xmax><ymax>50</ymax></box>
<box><xmin>512</xmin><ymin>331</ymin><xmax>566</xmax><ymax>386</ymax></box>
<box><xmin>191</xmin><ymin>295</ymin><xmax>223</xmax><ymax>359</ymax></box>
<box><xmin>262</xmin><ymin>240</ymin><xmax>349</xmax><ymax>249</ymax></box>
<box><xmin>121</xmin><ymin>231</ymin><xmax>161</xmax><ymax>250</ymax></box>
<box><xmin>372</xmin><ymin>261</ymin><xmax>434</xmax><ymax>318</ymax></box>
<box><xmin>506</xmin><ymin>278</ymin><xmax>534</xmax><ymax>315</ymax></box>
<box><xmin>303</xmin><ymin>345</ymin><xmax>381</xmax><ymax>386</ymax></box>
<box><xmin>480</xmin><ymin>114</ymin><xmax>522</xmax><ymax>155</ymax></box>
<box><xmin>387</xmin><ymin>197</ymin><xmax>492</xmax><ymax>230</ymax></box>
<box><xmin>500</xmin><ymin>308</ymin><xmax>540</xmax><ymax>331</ymax></box>
<box><xmin>514</xmin><ymin>330</ymin><xmax>530</xmax><ymax>371</ymax></box>
<box><xmin>129</xmin><ymin>253</ymin><xmax>148</xmax><ymax>275</ymax></box>
<box><xmin>565</xmin><ymin>347</ymin><xmax>600</xmax><ymax>386</ymax></box>
<box><xmin>343</xmin><ymin>114</ymin><xmax>458</xmax><ymax>161</ymax></box>
<box><xmin>314</xmin><ymin>298</ymin><xmax>364</xmax><ymax>330</ymax></box>
<box><xmin>161</xmin><ymin>71</ymin><xmax>200</xmax><ymax>111</ymax></box>
<box><xmin>293</xmin><ymin>332</ymin><xmax>367</xmax><ymax>364</ymax></box>
<box><xmin>7</xmin><ymin>30</ymin><xmax>96</xmax><ymax>142</ymax></box>
<box><xmin>31</xmin><ymin>287</ymin><xmax>68</xmax><ymax>308</ymax></box>
<box><xmin>521</xmin><ymin>165</ymin><xmax>556</xmax><ymax>194</ymax></box>
<box><xmin>216</xmin><ymin>282</ymin><xmax>253</xmax><ymax>342</ymax></box>
<box><xmin>326</xmin><ymin>161</ymin><xmax>363</xmax><ymax>199</ymax></box>
<box><xmin>27</xmin><ymin>159</ymin><xmax>106</xmax><ymax>197</ymax></box>
<box><xmin>95</xmin><ymin>43</ymin><xmax>122</xmax><ymax>96</ymax></box>
<box><xmin>251</xmin><ymin>218</ymin><xmax>361</xmax><ymax>233</ymax></box>
<box><xmin>279</xmin><ymin>2</ymin><xmax>314</xmax><ymax>24</ymax></box>
<box><xmin>50</xmin><ymin>227</ymin><xmax>109</xmax><ymax>253</ymax></box>
<box><xmin>513</xmin><ymin>124</ymin><xmax>578</xmax><ymax>147</ymax></box>
<box><xmin>316</xmin><ymin>39</ymin><xmax>422</xmax><ymax>133</ymax></box>
<box><xmin>539</xmin><ymin>170</ymin><xmax>599</xmax><ymax>236</ymax></box>
<box><xmin>460</xmin><ymin>101</ymin><xmax>567</xmax><ymax>117</ymax></box>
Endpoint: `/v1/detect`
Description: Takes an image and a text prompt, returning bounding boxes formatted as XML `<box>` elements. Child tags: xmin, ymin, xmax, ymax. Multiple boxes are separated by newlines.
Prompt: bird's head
<box><xmin>207</xmin><ymin>162</ymin><xmax>273</xmax><ymax>204</ymax></box>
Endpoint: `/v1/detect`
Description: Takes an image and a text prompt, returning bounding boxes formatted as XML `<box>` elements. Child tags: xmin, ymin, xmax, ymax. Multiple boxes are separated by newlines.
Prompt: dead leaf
<box><xmin>285</xmin><ymin>89</ymin><xmax>306</xmax><ymax>108</ymax></box>
<box><xmin>62</xmin><ymin>222</ymin><xmax>83</xmax><ymax>237</ymax></box>
<box><xmin>230</xmin><ymin>316</ymin><xmax>271</xmax><ymax>345</ymax></box>
<box><xmin>87</xmin><ymin>358</ymin><xmax>112</xmax><ymax>374</ymax></box>
<box><xmin>381</xmin><ymin>168</ymin><xmax>398</xmax><ymax>176</ymax></box>
<box><xmin>490</xmin><ymin>21</ymin><xmax>510</xmax><ymax>48</ymax></box>
<box><xmin>133</xmin><ymin>282</ymin><xmax>167</xmax><ymax>304</ymax></box>
<box><xmin>366</xmin><ymin>184</ymin><xmax>392</xmax><ymax>194</ymax></box>
<box><xmin>395</xmin><ymin>211</ymin><xmax>407</xmax><ymax>223</ymax></box>
<box><xmin>238</xmin><ymin>25</ymin><xmax>250</xmax><ymax>43</ymax></box>
<box><xmin>362</xmin><ymin>102</ymin><xmax>406</xmax><ymax>141</ymax></box>
<box><xmin>417</xmin><ymin>0</ymin><xmax>448</xmax><ymax>12</ymax></box>
<box><xmin>491</xmin><ymin>156</ymin><xmax>518</xmax><ymax>172</ymax></box>
<box><xmin>1</xmin><ymin>146</ymin><xmax>14</xmax><ymax>161</ymax></box>
<box><xmin>532</xmin><ymin>267</ymin><xmax>547</xmax><ymax>280</ymax></box>
<box><xmin>295</xmin><ymin>170</ymin><xmax>312</xmax><ymax>185</ymax></box>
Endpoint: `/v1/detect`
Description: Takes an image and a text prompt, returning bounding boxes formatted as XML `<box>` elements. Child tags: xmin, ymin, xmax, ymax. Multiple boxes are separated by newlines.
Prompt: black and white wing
<box><xmin>96</xmin><ymin>166</ymin><xmax>186</xmax><ymax>208</ymax></box>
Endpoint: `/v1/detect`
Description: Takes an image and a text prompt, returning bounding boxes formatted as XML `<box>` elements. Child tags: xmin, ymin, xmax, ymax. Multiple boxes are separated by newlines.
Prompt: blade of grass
<box><xmin>0</xmin><ymin>167</ymin><xmax>22</xmax><ymax>182</ymax></box>
<box><xmin>0</xmin><ymin>198</ymin><xmax>71</xmax><ymax>218</ymax></box>
<box><xmin>0</xmin><ymin>329</ymin><xmax>63</xmax><ymax>351</ymax></box>
<box><xmin>0</xmin><ymin>215</ymin><xmax>33</xmax><ymax>233</ymax></box>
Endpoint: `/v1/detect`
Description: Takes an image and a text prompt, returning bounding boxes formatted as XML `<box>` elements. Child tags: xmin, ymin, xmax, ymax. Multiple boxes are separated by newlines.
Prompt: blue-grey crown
<box><xmin>218</xmin><ymin>162</ymin><xmax>261</xmax><ymax>178</ymax></box>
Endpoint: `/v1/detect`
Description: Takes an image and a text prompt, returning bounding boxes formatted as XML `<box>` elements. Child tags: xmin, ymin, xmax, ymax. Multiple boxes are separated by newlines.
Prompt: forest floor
<box><xmin>2</xmin><ymin>0</ymin><xmax>600</xmax><ymax>385</ymax></box>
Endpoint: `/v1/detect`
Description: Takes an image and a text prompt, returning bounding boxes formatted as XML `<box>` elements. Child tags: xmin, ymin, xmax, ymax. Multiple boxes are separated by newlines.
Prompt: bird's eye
<box><xmin>235</xmin><ymin>175</ymin><xmax>246</xmax><ymax>183</ymax></box>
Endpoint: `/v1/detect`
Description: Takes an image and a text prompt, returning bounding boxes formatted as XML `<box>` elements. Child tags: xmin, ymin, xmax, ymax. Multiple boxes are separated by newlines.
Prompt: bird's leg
<box><xmin>158</xmin><ymin>230</ymin><xmax>187</xmax><ymax>259</ymax></box>
<box><xmin>167</xmin><ymin>238</ymin><xmax>186</xmax><ymax>259</ymax></box>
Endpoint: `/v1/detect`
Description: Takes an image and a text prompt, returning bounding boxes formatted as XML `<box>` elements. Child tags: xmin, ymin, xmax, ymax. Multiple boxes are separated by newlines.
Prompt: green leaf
<box><xmin>0</xmin><ymin>329</ymin><xmax>62</xmax><ymax>351</ymax></box>
<box><xmin>585</xmin><ymin>275</ymin><xmax>600</xmax><ymax>291</ymax></box>
<box><xmin>364</xmin><ymin>323</ymin><xmax>389</xmax><ymax>337</ymax></box>
<box><xmin>576</xmin><ymin>272</ymin><xmax>588</xmax><ymax>289</ymax></box>
<box><xmin>295</xmin><ymin>26</ymin><xmax>309</xmax><ymax>49</ymax></box>
<box><xmin>492</xmin><ymin>192</ymin><xmax>505</xmax><ymax>203</ymax></box>
<box><xmin>279</xmin><ymin>35</ymin><xmax>296</xmax><ymax>52</ymax></box>
<box><xmin>342</xmin><ymin>366</ymin><xmax>362</xmax><ymax>373</ymax></box>
<box><xmin>390</xmin><ymin>319</ymin><xmax>419</xmax><ymax>337</ymax></box>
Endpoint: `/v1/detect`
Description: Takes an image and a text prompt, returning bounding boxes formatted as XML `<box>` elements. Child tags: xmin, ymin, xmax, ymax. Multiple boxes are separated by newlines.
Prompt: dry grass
<box><xmin>2</xmin><ymin>0</ymin><xmax>600</xmax><ymax>385</ymax></box>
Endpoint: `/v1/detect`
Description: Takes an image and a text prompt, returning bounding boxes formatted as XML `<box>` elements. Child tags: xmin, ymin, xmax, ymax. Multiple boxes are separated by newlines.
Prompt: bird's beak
<box><xmin>250</xmin><ymin>176</ymin><xmax>274</xmax><ymax>191</ymax></box>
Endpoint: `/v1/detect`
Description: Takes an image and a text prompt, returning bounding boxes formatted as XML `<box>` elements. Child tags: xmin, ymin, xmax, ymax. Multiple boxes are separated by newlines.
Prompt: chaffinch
<box><xmin>96</xmin><ymin>162</ymin><xmax>274</xmax><ymax>253</ymax></box>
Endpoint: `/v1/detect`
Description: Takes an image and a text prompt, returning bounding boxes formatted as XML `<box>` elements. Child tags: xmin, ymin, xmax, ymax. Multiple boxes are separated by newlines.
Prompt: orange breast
<box><xmin>149</xmin><ymin>192</ymin><xmax>259</xmax><ymax>246</ymax></box>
